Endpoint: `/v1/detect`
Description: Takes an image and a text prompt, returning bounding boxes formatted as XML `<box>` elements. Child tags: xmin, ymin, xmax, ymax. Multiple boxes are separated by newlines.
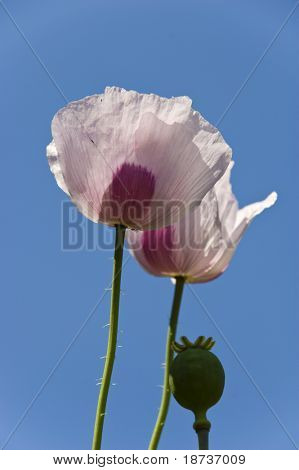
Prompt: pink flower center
<box><xmin>100</xmin><ymin>163</ymin><xmax>156</xmax><ymax>228</ymax></box>
<box><xmin>142</xmin><ymin>226</ymin><xmax>178</xmax><ymax>274</ymax></box>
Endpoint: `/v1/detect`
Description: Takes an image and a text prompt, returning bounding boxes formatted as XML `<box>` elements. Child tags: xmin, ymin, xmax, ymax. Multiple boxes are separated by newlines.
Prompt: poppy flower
<box><xmin>127</xmin><ymin>162</ymin><xmax>277</xmax><ymax>281</ymax></box>
<box><xmin>47</xmin><ymin>87</ymin><xmax>232</xmax><ymax>229</ymax></box>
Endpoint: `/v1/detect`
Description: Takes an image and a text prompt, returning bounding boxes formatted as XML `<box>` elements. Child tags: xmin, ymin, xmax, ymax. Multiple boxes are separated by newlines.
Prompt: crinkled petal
<box><xmin>49</xmin><ymin>87</ymin><xmax>231</xmax><ymax>228</ymax></box>
<box><xmin>46</xmin><ymin>140</ymin><xmax>69</xmax><ymax>195</ymax></box>
<box><xmin>231</xmin><ymin>191</ymin><xmax>278</xmax><ymax>246</ymax></box>
<box><xmin>187</xmin><ymin>245</ymin><xmax>236</xmax><ymax>283</ymax></box>
<box><xmin>187</xmin><ymin>186</ymin><xmax>277</xmax><ymax>282</ymax></box>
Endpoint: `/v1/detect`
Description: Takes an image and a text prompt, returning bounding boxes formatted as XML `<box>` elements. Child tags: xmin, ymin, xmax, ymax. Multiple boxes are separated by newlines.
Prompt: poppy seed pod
<box><xmin>169</xmin><ymin>336</ymin><xmax>225</xmax><ymax>434</ymax></box>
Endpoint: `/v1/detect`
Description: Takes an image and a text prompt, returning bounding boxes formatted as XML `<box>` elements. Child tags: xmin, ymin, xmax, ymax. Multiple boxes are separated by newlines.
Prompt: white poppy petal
<box><xmin>46</xmin><ymin>140</ymin><xmax>69</xmax><ymax>195</ymax></box>
<box><xmin>232</xmin><ymin>191</ymin><xmax>278</xmax><ymax>245</ymax></box>
<box><xmin>48</xmin><ymin>87</ymin><xmax>231</xmax><ymax>228</ymax></box>
<box><xmin>188</xmin><ymin>246</ymin><xmax>236</xmax><ymax>283</ymax></box>
<box><xmin>236</xmin><ymin>191</ymin><xmax>278</xmax><ymax>226</ymax></box>
<box><xmin>133</xmin><ymin>112</ymin><xmax>231</xmax><ymax>229</ymax></box>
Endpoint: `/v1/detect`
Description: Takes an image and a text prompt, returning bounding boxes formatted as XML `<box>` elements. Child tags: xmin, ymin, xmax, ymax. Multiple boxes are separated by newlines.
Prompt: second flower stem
<box><xmin>92</xmin><ymin>224</ymin><xmax>126</xmax><ymax>450</ymax></box>
<box><xmin>197</xmin><ymin>429</ymin><xmax>209</xmax><ymax>450</ymax></box>
<box><xmin>148</xmin><ymin>276</ymin><xmax>185</xmax><ymax>450</ymax></box>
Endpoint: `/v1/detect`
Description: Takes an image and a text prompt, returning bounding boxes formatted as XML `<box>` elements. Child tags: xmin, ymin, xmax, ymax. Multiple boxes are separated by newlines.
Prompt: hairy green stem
<box><xmin>148</xmin><ymin>276</ymin><xmax>185</xmax><ymax>450</ymax></box>
<box><xmin>92</xmin><ymin>225</ymin><xmax>126</xmax><ymax>450</ymax></box>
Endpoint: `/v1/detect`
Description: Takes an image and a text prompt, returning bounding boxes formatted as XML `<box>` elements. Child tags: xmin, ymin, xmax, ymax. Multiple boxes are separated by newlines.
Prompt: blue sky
<box><xmin>0</xmin><ymin>0</ymin><xmax>298</xmax><ymax>450</ymax></box>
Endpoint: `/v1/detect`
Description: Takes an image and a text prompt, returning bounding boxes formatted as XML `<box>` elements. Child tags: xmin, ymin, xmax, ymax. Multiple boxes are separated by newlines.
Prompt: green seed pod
<box><xmin>169</xmin><ymin>335</ymin><xmax>225</xmax><ymax>433</ymax></box>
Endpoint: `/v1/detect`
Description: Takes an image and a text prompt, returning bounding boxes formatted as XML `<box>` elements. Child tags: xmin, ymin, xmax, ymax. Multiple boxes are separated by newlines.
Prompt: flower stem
<box><xmin>148</xmin><ymin>276</ymin><xmax>185</xmax><ymax>450</ymax></box>
<box><xmin>196</xmin><ymin>429</ymin><xmax>209</xmax><ymax>450</ymax></box>
<box><xmin>92</xmin><ymin>224</ymin><xmax>126</xmax><ymax>450</ymax></box>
